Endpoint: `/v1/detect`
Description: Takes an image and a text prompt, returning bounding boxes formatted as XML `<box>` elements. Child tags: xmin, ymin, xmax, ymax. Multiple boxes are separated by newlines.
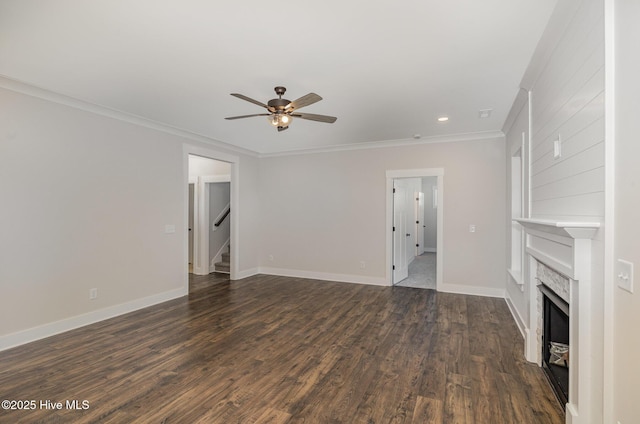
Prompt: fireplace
<box><xmin>514</xmin><ymin>217</ymin><xmax>600</xmax><ymax>423</ymax></box>
<box><xmin>540</xmin><ymin>284</ymin><xmax>569</xmax><ymax>406</ymax></box>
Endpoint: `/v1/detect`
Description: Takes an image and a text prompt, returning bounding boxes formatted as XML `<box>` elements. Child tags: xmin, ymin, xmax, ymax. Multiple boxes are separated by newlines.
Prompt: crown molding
<box><xmin>0</xmin><ymin>74</ymin><xmax>259</xmax><ymax>158</ymax></box>
<box><xmin>2</xmin><ymin>74</ymin><xmax>506</xmax><ymax>159</ymax></box>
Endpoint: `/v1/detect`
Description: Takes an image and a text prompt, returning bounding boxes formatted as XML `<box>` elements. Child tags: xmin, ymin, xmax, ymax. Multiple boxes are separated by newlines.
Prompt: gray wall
<box><xmin>259</xmin><ymin>137</ymin><xmax>506</xmax><ymax>294</ymax></box>
<box><xmin>0</xmin><ymin>84</ymin><xmax>261</xmax><ymax>347</ymax></box>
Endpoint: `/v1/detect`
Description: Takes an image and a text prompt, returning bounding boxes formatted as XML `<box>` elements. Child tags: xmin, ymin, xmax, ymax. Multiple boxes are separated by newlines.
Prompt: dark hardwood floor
<box><xmin>0</xmin><ymin>274</ymin><xmax>564</xmax><ymax>423</ymax></box>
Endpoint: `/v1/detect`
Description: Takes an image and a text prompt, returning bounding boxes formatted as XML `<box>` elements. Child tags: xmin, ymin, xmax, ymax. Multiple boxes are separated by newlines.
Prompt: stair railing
<box><xmin>213</xmin><ymin>204</ymin><xmax>230</xmax><ymax>228</ymax></box>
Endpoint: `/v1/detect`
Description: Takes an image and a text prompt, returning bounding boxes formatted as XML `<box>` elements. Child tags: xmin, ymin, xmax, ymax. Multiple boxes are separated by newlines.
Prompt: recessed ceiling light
<box><xmin>437</xmin><ymin>116</ymin><xmax>449</xmax><ymax>122</ymax></box>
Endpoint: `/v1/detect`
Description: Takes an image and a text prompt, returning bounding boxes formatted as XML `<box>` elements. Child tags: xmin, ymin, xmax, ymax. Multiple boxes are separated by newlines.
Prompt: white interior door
<box><xmin>415</xmin><ymin>191</ymin><xmax>425</xmax><ymax>256</ymax></box>
<box><xmin>393</xmin><ymin>180</ymin><xmax>409</xmax><ymax>284</ymax></box>
<box><xmin>188</xmin><ymin>183</ymin><xmax>194</xmax><ymax>266</ymax></box>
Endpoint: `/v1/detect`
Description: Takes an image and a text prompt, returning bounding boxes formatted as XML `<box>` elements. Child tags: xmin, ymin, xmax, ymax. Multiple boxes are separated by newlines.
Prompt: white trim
<box><xmin>193</xmin><ymin>175</ymin><xmax>210</xmax><ymax>275</ymax></box>
<box><xmin>0</xmin><ymin>75</ymin><xmax>257</xmax><ymax>158</ymax></box>
<box><xmin>505</xmin><ymin>292</ymin><xmax>527</xmax><ymax>338</ymax></box>
<box><xmin>235</xmin><ymin>267</ymin><xmax>260</xmax><ymax>280</ymax></box>
<box><xmin>603</xmin><ymin>0</ymin><xmax>615</xmax><ymax>421</ymax></box>
<box><xmin>507</xmin><ymin>268</ymin><xmax>524</xmax><ymax>287</ymax></box>
<box><xmin>423</xmin><ymin>247</ymin><xmax>437</xmax><ymax>253</ymax></box>
<box><xmin>519</xmin><ymin>217</ymin><xmax>597</xmax><ymax>422</ymax></box>
<box><xmin>202</xmin><ymin>175</ymin><xmax>231</xmax><ymax>183</ymax></box>
<box><xmin>259</xmin><ymin>267</ymin><xmax>388</xmax><ymax>286</ymax></box>
<box><xmin>514</xmin><ymin>218</ymin><xmax>601</xmax><ymax>239</ymax></box>
<box><xmin>386</xmin><ymin>168</ymin><xmax>444</xmax><ymax>290</ymax></box>
<box><xmin>438</xmin><ymin>283</ymin><xmax>505</xmax><ymax>298</ymax></box>
<box><xmin>0</xmin><ymin>287</ymin><xmax>187</xmax><ymax>352</ymax></box>
<box><xmin>386</xmin><ymin>168</ymin><xmax>445</xmax><ymax>179</ymax></box>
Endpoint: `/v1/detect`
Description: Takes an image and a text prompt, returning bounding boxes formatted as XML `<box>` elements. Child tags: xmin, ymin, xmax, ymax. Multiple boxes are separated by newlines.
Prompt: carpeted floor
<box><xmin>395</xmin><ymin>252</ymin><xmax>436</xmax><ymax>290</ymax></box>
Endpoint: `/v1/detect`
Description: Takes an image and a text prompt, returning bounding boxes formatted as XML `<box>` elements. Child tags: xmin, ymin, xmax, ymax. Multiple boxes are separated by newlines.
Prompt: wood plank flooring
<box><xmin>0</xmin><ymin>274</ymin><xmax>564</xmax><ymax>423</ymax></box>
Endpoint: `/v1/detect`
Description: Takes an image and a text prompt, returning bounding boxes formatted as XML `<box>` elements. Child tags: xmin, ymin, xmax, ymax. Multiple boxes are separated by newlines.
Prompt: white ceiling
<box><xmin>0</xmin><ymin>0</ymin><xmax>557</xmax><ymax>155</ymax></box>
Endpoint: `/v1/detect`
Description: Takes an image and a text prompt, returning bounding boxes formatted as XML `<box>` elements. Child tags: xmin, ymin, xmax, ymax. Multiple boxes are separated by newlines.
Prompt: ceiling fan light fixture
<box><xmin>268</xmin><ymin>113</ymin><xmax>292</xmax><ymax>128</ymax></box>
<box><xmin>228</xmin><ymin>86</ymin><xmax>335</xmax><ymax>131</ymax></box>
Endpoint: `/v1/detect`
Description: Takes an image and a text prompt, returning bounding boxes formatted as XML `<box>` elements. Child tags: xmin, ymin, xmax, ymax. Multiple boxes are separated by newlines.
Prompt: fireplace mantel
<box><xmin>516</xmin><ymin>217</ymin><xmax>601</xmax><ymax>424</ymax></box>
<box><xmin>514</xmin><ymin>218</ymin><xmax>600</xmax><ymax>240</ymax></box>
<box><xmin>514</xmin><ymin>218</ymin><xmax>600</xmax><ymax>281</ymax></box>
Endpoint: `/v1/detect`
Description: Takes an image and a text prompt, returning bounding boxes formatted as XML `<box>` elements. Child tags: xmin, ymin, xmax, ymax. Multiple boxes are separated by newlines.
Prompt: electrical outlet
<box><xmin>469</xmin><ymin>225</ymin><xmax>476</xmax><ymax>233</ymax></box>
<box><xmin>89</xmin><ymin>288</ymin><xmax>98</xmax><ymax>300</ymax></box>
<box><xmin>268</xmin><ymin>254</ymin><xmax>274</xmax><ymax>262</ymax></box>
<box><xmin>360</xmin><ymin>261</ymin><xmax>366</xmax><ymax>269</ymax></box>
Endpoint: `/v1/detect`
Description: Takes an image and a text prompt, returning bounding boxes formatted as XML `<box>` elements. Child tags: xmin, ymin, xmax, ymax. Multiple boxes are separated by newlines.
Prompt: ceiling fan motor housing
<box><xmin>267</xmin><ymin>98</ymin><xmax>290</xmax><ymax>111</ymax></box>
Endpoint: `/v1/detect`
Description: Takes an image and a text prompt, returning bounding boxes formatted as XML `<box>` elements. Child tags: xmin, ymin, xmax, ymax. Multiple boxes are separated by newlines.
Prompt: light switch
<box><xmin>469</xmin><ymin>225</ymin><xmax>476</xmax><ymax>233</ymax></box>
<box><xmin>553</xmin><ymin>135</ymin><xmax>562</xmax><ymax>159</ymax></box>
<box><xmin>617</xmin><ymin>259</ymin><xmax>634</xmax><ymax>293</ymax></box>
<box><xmin>165</xmin><ymin>224</ymin><xmax>176</xmax><ymax>234</ymax></box>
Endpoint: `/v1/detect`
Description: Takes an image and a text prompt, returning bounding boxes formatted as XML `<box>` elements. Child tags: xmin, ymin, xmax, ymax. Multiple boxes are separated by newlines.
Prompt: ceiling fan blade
<box><xmin>230</xmin><ymin>93</ymin><xmax>269</xmax><ymax>109</ymax></box>
<box><xmin>287</xmin><ymin>93</ymin><xmax>322</xmax><ymax>110</ymax></box>
<box><xmin>225</xmin><ymin>113</ymin><xmax>271</xmax><ymax>120</ymax></box>
<box><xmin>291</xmin><ymin>112</ymin><xmax>337</xmax><ymax>123</ymax></box>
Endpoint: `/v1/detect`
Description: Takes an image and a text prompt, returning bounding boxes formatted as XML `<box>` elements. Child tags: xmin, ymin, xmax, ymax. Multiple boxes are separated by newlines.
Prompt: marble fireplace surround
<box><xmin>514</xmin><ymin>218</ymin><xmax>600</xmax><ymax>424</ymax></box>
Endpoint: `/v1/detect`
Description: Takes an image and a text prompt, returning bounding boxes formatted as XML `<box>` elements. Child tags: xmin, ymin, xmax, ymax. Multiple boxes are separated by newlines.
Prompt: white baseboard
<box><xmin>423</xmin><ymin>247</ymin><xmax>437</xmax><ymax>253</ymax></box>
<box><xmin>233</xmin><ymin>267</ymin><xmax>260</xmax><ymax>280</ymax></box>
<box><xmin>0</xmin><ymin>287</ymin><xmax>187</xmax><ymax>352</ymax></box>
<box><xmin>438</xmin><ymin>282</ymin><xmax>505</xmax><ymax>298</ymax></box>
<box><xmin>566</xmin><ymin>403</ymin><xmax>578</xmax><ymax>424</ymax></box>
<box><xmin>259</xmin><ymin>267</ymin><xmax>388</xmax><ymax>286</ymax></box>
<box><xmin>505</xmin><ymin>292</ymin><xmax>527</xmax><ymax>338</ymax></box>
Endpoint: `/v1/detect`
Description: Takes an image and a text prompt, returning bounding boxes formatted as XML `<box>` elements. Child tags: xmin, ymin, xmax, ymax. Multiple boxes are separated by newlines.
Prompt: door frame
<box><xmin>183</xmin><ymin>144</ymin><xmax>239</xmax><ymax>291</ymax></box>
<box><xmin>386</xmin><ymin>168</ymin><xmax>444</xmax><ymax>289</ymax></box>
<box><xmin>193</xmin><ymin>175</ymin><xmax>231</xmax><ymax>275</ymax></box>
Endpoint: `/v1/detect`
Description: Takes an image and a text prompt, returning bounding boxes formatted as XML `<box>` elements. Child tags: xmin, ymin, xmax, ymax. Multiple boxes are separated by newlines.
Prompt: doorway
<box><xmin>386</xmin><ymin>169</ymin><xmax>443</xmax><ymax>289</ymax></box>
<box><xmin>188</xmin><ymin>155</ymin><xmax>231</xmax><ymax>276</ymax></box>
<box><xmin>183</xmin><ymin>145</ymin><xmax>239</xmax><ymax>291</ymax></box>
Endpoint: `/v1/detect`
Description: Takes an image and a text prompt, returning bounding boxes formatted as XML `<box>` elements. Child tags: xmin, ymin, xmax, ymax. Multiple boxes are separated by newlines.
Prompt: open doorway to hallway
<box><xmin>394</xmin><ymin>177</ymin><xmax>438</xmax><ymax>289</ymax></box>
<box><xmin>387</xmin><ymin>168</ymin><xmax>443</xmax><ymax>290</ymax></box>
<box><xmin>188</xmin><ymin>154</ymin><xmax>231</xmax><ymax>276</ymax></box>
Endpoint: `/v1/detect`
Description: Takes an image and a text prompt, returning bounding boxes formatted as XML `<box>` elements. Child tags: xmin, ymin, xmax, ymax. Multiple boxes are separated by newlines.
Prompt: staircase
<box><xmin>214</xmin><ymin>247</ymin><xmax>230</xmax><ymax>274</ymax></box>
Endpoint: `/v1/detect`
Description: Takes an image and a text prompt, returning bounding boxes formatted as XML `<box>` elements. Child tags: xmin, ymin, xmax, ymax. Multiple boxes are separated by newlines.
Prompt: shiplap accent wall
<box><xmin>529</xmin><ymin>0</ymin><xmax>605</xmax><ymax>221</ymax></box>
<box><xmin>508</xmin><ymin>0</ymin><xmax>606</xmax><ymax>421</ymax></box>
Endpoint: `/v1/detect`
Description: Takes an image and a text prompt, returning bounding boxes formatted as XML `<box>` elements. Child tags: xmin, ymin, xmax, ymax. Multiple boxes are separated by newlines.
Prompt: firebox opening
<box><xmin>541</xmin><ymin>284</ymin><xmax>570</xmax><ymax>407</ymax></box>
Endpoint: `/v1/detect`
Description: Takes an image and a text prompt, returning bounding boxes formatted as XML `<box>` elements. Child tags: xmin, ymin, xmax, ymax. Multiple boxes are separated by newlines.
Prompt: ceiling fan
<box><xmin>225</xmin><ymin>86</ymin><xmax>337</xmax><ymax>132</ymax></box>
